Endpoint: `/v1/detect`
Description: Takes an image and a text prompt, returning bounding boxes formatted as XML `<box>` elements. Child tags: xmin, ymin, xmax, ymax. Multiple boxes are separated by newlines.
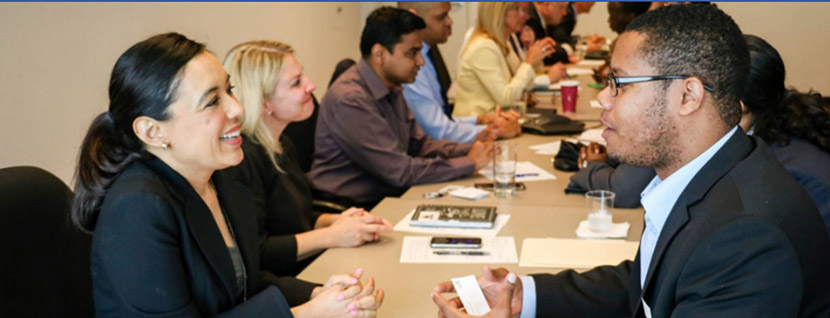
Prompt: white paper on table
<box><xmin>566</xmin><ymin>67</ymin><xmax>594</xmax><ymax>76</ymax></box>
<box><xmin>576</xmin><ymin>128</ymin><xmax>606</xmax><ymax>145</ymax></box>
<box><xmin>576</xmin><ymin>59</ymin><xmax>605</xmax><ymax>67</ymax></box>
<box><xmin>548</xmin><ymin>83</ymin><xmax>582</xmax><ymax>91</ymax></box>
<box><xmin>575</xmin><ymin>220</ymin><xmax>630</xmax><ymax>239</ymax></box>
<box><xmin>590</xmin><ymin>99</ymin><xmax>603</xmax><ymax>108</ymax></box>
<box><xmin>400</xmin><ymin>236</ymin><xmax>518</xmax><ymax>264</ymax></box>
<box><xmin>529</xmin><ymin>140</ymin><xmax>562</xmax><ymax>155</ymax></box>
<box><xmin>394</xmin><ymin>209</ymin><xmax>510</xmax><ymax>237</ymax></box>
<box><xmin>478</xmin><ymin>161</ymin><xmax>556</xmax><ymax>181</ymax></box>
<box><xmin>519</xmin><ymin>238</ymin><xmax>638</xmax><ymax>268</ymax></box>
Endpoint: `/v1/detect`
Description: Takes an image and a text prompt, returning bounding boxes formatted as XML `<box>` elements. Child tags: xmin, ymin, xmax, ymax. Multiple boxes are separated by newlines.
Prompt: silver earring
<box><xmin>267</xmin><ymin>110</ymin><xmax>273</xmax><ymax>116</ymax></box>
<box><xmin>161</xmin><ymin>142</ymin><xmax>169</xmax><ymax>150</ymax></box>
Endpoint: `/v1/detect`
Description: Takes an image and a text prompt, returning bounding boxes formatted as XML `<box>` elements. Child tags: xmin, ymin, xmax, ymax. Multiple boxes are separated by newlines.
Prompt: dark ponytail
<box><xmin>742</xmin><ymin>34</ymin><xmax>830</xmax><ymax>153</ymax></box>
<box><xmin>72</xmin><ymin>33</ymin><xmax>205</xmax><ymax>233</ymax></box>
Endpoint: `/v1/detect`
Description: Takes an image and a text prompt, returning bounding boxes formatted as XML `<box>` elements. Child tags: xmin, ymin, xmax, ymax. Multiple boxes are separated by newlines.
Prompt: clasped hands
<box><xmin>298</xmin><ymin>268</ymin><xmax>384</xmax><ymax>318</ymax></box>
<box><xmin>432</xmin><ymin>266</ymin><xmax>524</xmax><ymax>318</ymax></box>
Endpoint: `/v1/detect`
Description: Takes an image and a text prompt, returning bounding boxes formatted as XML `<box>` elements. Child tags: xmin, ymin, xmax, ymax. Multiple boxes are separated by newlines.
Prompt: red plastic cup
<box><xmin>560</xmin><ymin>80</ymin><xmax>579</xmax><ymax>113</ymax></box>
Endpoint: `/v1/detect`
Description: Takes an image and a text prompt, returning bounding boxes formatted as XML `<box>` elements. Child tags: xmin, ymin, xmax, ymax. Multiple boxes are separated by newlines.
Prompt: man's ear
<box><xmin>371</xmin><ymin>43</ymin><xmax>387</xmax><ymax>64</ymax></box>
<box><xmin>133</xmin><ymin>116</ymin><xmax>167</xmax><ymax>149</ymax></box>
<box><xmin>739</xmin><ymin>100</ymin><xmax>748</xmax><ymax>114</ymax></box>
<box><xmin>677</xmin><ymin>77</ymin><xmax>706</xmax><ymax>117</ymax></box>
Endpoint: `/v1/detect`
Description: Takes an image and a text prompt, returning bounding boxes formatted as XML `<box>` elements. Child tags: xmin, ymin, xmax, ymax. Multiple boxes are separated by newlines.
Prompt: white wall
<box><xmin>0</xmin><ymin>2</ymin><xmax>362</xmax><ymax>184</ymax></box>
<box><xmin>1</xmin><ymin>2</ymin><xmax>828</xmax><ymax>186</ymax></box>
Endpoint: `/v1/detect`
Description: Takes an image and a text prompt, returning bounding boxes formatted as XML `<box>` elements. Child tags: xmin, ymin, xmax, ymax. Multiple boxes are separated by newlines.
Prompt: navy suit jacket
<box><xmin>91</xmin><ymin>158</ymin><xmax>293</xmax><ymax>317</ymax></box>
<box><xmin>533</xmin><ymin>130</ymin><xmax>830</xmax><ymax>317</ymax></box>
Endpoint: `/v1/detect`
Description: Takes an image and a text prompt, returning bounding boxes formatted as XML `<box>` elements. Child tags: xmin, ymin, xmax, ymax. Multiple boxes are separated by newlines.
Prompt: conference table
<box><xmin>298</xmin><ymin>68</ymin><xmax>645</xmax><ymax>317</ymax></box>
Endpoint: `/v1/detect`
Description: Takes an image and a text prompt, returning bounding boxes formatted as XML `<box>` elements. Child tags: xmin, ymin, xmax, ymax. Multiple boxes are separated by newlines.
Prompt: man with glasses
<box><xmin>433</xmin><ymin>4</ymin><xmax>830</xmax><ymax>318</ymax></box>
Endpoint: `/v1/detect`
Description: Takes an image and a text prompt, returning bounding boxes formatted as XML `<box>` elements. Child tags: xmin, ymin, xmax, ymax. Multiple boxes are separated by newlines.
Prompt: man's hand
<box><xmin>432</xmin><ymin>266</ymin><xmax>522</xmax><ymax>317</ymax></box>
<box><xmin>578</xmin><ymin>142</ymin><xmax>607</xmax><ymax>169</ymax></box>
<box><xmin>492</xmin><ymin>116</ymin><xmax>521</xmax><ymax>139</ymax></box>
<box><xmin>432</xmin><ymin>268</ymin><xmax>522</xmax><ymax>318</ymax></box>
<box><xmin>547</xmin><ymin>62</ymin><xmax>568</xmax><ymax>83</ymax></box>
<box><xmin>467</xmin><ymin>141</ymin><xmax>494</xmax><ymax>171</ymax></box>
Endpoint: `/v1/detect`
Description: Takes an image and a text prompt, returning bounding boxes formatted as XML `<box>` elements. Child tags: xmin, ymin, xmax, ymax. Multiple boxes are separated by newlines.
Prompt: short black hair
<box><xmin>360</xmin><ymin>7</ymin><xmax>426</xmax><ymax>58</ymax></box>
<box><xmin>619</xmin><ymin>2</ymin><xmax>651</xmax><ymax>16</ymax></box>
<box><xmin>626</xmin><ymin>4</ymin><xmax>749</xmax><ymax>127</ymax></box>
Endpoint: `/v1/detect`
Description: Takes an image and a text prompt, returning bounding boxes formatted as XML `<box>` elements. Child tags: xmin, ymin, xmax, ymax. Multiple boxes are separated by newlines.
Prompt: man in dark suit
<box><xmin>433</xmin><ymin>4</ymin><xmax>830</xmax><ymax>318</ymax></box>
<box><xmin>521</xmin><ymin>2</ymin><xmax>570</xmax><ymax>65</ymax></box>
<box><xmin>550</xmin><ymin>2</ymin><xmax>596</xmax><ymax>46</ymax></box>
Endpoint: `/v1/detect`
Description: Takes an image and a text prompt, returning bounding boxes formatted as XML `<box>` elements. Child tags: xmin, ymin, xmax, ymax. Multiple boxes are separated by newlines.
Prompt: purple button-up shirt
<box><xmin>308</xmin><ymin>59</ymin><xmax>475</xmax><ymax>205</ymax></box>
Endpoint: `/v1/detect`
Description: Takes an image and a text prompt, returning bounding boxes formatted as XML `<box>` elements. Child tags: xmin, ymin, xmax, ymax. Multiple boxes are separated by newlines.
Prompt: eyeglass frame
<box><xmin>606</xmin><ymin>74</ymin><xmax>714</xmax><ymax>97</ymax></box>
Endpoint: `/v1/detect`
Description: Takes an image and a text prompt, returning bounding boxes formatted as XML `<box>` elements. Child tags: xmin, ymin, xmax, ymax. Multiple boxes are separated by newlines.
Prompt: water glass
<box><xmin>585</xmin><ymin>190</ymin><xmax>615</xmax><ymax>232</ymax></box>
<box><xmin>493</xmin><ymin>141</ymin><xmax>518</xmax><ymax>197</ymax></box>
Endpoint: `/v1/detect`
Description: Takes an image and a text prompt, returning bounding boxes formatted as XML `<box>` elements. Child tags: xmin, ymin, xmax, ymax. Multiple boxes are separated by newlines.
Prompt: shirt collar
<box><xmin>640</xmin><ymin>126</ymin><xmax>739</xmax><ymax>235</ymax></box>
<box><xmin>357</xmin><ymin>58</ymin><xmax>395</xmax><ymax>101</ymax></box>
<box><xmin>533</xmin><ymin>5</ymin><xmax>546</xmax><ymax>29</ymax></box>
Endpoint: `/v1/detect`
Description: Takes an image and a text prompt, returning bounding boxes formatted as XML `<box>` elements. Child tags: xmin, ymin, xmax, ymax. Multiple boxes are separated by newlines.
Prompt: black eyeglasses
<box><xmin>606</xmin><ymin>74</ymin><xmax>714</xmax><ymax>97</ymax></box>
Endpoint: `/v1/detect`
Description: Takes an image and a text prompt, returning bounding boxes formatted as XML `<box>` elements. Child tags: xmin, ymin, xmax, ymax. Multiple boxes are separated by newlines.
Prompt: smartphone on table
<box><xmin>430</xmin><ymin>237</ymin><xmax>482</xmax><ymax>249</ymax></box>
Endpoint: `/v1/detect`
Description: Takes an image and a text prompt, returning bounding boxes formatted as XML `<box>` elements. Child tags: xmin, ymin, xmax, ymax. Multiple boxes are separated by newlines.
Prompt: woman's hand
<box><xmin>524</xmin><ymin>37</ymin><xmax>557</xmax><ymax>69</ymax></box>
<box><xmin>300</xmin><ymin>271</ymin><xmax>385</xmax><ymax>318</ymax></box>
<box><xmin>324</xmin><ymin>209</ymin><xmax>392</xmax><ymax>248</ymax></box>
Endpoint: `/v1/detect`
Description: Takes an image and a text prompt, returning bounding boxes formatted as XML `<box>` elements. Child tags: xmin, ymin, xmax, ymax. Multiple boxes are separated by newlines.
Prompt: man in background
<box><xmin>399</xmin><ymin>1</ymin><xmax>520</xmax><ymax>144</ymax></box>
<box><xmin>309</xmin><ymin>7</ymin><xmax>492</xmax><ymax>208</ymax></box>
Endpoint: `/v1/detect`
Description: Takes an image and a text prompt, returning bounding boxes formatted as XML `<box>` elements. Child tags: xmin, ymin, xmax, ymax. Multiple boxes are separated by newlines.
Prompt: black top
<box><xmin>221</xmin><ymin>136</ymin><xmax>321</xmax><ymax>305</ymax></box>
<box><xmin>92</xmin><ymin>157</ymin><xmax>293</xmax><ymax>317</ymax></box>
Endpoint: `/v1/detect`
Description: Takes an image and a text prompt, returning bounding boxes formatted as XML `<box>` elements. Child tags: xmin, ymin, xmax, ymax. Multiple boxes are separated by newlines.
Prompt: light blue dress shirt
<box><xmin>403</xmin><ymin>42</ymin><xmax>485</xmax><ymax>144</ymax></box>
<box><xmin>519</xmin><ymin>126</ymin><xmax>738</xmax><ymax>317</ymax></box>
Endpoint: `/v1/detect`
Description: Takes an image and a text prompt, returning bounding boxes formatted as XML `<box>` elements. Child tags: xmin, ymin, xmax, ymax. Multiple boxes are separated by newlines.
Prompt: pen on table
<box><xmin>433</xmin><ymin>250</ymin><xmax>490</xmax><ymax>256</ymax></box>
<box><xmin>515</xmin><ymin>173</ymin><xmax>539</xmax><ymax>178</ymax></box>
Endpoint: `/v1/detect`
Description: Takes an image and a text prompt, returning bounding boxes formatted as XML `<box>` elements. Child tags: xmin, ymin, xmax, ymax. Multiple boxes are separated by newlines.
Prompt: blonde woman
<box><xmin>221</xmin><ymin>41</ymin><xmax>392</xmax><ymax>286</ymax></box>
<box><xmin>454</xmin><ymin>2</ymin><xmax>567</xmax><ymax>116</ymax></box>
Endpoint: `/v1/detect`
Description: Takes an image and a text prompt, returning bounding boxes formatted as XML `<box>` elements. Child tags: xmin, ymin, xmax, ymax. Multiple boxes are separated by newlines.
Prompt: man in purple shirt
<box><xmin>308</xmin><ymin>7</ymin><xmax>492</xmax><ymax>208</ymax></box>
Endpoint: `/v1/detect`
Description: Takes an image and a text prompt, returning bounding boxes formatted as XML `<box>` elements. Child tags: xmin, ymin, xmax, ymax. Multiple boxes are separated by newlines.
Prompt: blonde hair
<box><xmin>223</xmin><ymin>40</ymin><xmax>294</xmax><ymax>169</ymax></box>
<box><xmin>466</xmin><ymin>2</ymin><xmax>520</xmax><ymax>56</ymax></box>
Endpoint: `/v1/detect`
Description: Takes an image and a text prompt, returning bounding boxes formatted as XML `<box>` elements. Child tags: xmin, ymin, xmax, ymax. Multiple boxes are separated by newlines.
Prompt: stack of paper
<box><xmin>400</xmin><ymin>236</ymin><xmax>518</xmax><ymax>264</ymax></box>
<box><xmin>519</xmin><ymin>238</ymin><xmax>639</xmax><ymax>268</ymax></box>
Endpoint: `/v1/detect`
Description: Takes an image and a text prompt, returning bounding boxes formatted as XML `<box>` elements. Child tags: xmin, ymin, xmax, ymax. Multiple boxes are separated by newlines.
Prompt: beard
<box><xmin>609</xmin><ymin>91</ymin><xmax>680</xmax><ymax>170</ymax></box>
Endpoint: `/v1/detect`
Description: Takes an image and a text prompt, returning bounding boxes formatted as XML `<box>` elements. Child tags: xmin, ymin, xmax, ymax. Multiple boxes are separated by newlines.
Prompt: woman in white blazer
<box><xmin>454</xmin><ymin>2</ymin><xmax>567</xmax><ymax>116</ymax></box>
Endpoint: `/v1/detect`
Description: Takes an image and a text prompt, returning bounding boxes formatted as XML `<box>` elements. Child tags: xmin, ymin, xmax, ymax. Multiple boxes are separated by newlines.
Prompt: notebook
<box><xmin>410</xmin><ymin>204</ymin><xmax>497</xmax><ymax>229</ymax></box>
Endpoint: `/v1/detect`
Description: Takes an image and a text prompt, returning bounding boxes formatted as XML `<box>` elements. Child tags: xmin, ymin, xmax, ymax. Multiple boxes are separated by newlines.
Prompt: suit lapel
<box><xmin>146</xmin><ymin>158</ymin><xmax>238</xmax><ymax>304</ymax></box>
<box><xmin>213</xmin><ymin>175</ymin><xmax>260</xmax><ymax>296</ymax></box>
<box><xmin>640</xmin><ymin>129</ymin><xmax>755</xmax><ymax>296</ymax></box>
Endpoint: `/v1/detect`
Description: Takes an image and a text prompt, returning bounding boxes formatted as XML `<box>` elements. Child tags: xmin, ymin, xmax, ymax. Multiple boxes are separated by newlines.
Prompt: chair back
<box><xmin>0</xmin><ymin>166</ymin><xmax>94</xmax><ymax>317</ymax></box>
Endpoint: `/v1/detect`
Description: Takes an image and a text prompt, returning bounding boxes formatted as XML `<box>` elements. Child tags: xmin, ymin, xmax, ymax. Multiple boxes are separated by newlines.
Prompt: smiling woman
<box><xmin>70</xmin><ymin>33</ymin><xmax>379</xmax><ymax>317</ymax></box>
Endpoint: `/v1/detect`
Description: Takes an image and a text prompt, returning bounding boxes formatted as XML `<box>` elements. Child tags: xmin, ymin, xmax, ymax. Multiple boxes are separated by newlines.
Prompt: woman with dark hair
<box><xmin>72</xmin><ymin>33</ymin><xmax>382</xmax><ymax>317</ymax></box>
<box><xmin>740</xmin><ymin>34</ymin><xmax>830</xmax><ymax>235</ymax></box>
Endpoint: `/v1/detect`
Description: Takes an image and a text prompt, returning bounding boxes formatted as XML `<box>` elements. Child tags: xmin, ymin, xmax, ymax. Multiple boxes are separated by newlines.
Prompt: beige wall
<box><xmin>2</xmin><ymin>2</ymin><xmax>829</xmax><ymax>185</ymax></box>
<box><xmin>573</xmin><ymin>2</ymin><xmax>830</xmax><ymax>93</ymax></box>
<box><xmin>0</xmin><ymin>2</ymin><xmax>362</xmax><ymax>184</ymax></box>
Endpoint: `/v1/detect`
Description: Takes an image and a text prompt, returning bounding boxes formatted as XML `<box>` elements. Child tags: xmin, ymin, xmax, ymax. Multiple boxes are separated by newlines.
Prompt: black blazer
<box><xmin>523</xmin><ymin>4</ymin><xmax>569</xmax><ymax>65</ymax></box>
<box><xmin>533</xmin><ymin>130</ymin><xmax>830</xmax><ymax>317</ymax></box>
<box><xmin>91</xmin><ymin>158</ymin><xmax>293</xmax><ymax>317</ymax></box>
<box><xmin>220</xmin><ymin>137</ymin><xmax>321</xmax><ymax>306</ymax></box>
